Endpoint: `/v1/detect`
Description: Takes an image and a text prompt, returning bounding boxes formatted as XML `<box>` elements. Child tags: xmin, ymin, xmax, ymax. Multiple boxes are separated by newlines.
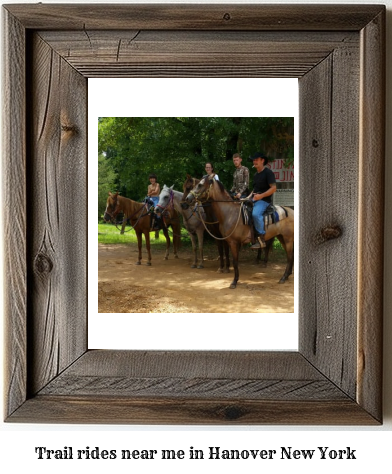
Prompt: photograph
<box><xmin>98</xmin><ymin>117</ymin><xmax>295</xmax><ymax>314</ymax></box>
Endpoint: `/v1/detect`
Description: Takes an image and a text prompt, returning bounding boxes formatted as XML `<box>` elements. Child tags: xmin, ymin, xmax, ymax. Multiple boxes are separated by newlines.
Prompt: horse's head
<box><xmin>103</xmin><ymin>192</ymin><xmax>120</xmax><ymax>222</ymax></box>
<box><xmin>155</xmin><ymin>185</ymin><xmax>174</xmax><ymax>215</ymax></box>
<box><xmin>182</xmin><ymin>174</ymin><xmax>200</xmax><ymax>200</ymax></box>
<box><xmin>180</xmin><ymin>175</ymin><xmax>198</xmax><ymax>209</ymax></box>
<box><xmin>185</xmin><ymin>175</ymin><xmax>214</xmax><ymax>204</ymax></box>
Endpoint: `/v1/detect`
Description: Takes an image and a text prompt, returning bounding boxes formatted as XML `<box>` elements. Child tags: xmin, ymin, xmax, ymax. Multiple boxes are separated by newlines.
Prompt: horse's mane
<box><xmin>116</xmin><ymin>194</ymin><xmax>145</xmax><ymax>210</ymax></box>
<box><xmin>211</xmin><ymin>177</ymin><xmax>233</xmax><ymax>200</ymax></box>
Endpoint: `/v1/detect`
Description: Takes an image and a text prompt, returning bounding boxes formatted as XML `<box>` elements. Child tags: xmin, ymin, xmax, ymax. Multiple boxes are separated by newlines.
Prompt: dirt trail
<box><xmin>98</xmin><ymin>243</ymin><xmax>294</xmax><ymax>313</ymax></box>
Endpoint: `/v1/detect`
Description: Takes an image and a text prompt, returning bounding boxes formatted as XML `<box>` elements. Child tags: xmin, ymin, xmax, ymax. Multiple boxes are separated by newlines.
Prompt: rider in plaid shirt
<box><xmin>230</xmin><ymin>153</ymin><xmax>250</xmax><ymax>199</ymax></box>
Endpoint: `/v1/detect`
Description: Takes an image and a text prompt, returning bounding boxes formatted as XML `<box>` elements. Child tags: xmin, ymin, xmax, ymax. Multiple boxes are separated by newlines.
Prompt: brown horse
<box><xmin>182</xmin><ymin>175</ymin><xmax>275</xmax><ymax>269</ymax></box>
<box><xmin>103</xmin><ymin>192</ymin><xmax>181</xmax><ymax>265</ymax></box>
<box><xmin>182</xmin><ymin>175</ymin><xmax>230</xmax><ymax>273</ymax></box>
<box><xmin>185</xmin><ymin>176</ymin><xmax>294</xmax><ymax>288</ymax></box>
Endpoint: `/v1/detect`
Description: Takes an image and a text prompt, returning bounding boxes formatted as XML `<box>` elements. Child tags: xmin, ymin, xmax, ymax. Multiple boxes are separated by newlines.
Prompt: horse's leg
<box><xmin>155</xmin><ymin>230</ymin><xmax>159</xmax><ymax>240</ymax></box>
<box><xmin>277</xmin><ymin>235</ymin><xmax>294</xmax><ymax>283</ymax></box>
<box><xmin>196</xmin><ymin>228</ymin><xmax>204</xmax><ymax>269</ymax></box>
<box><xmin>259</xmin><ymin>238</ymin><xmax>274</xmax><ymax>267</ymax></box>
<box><xmin>189</xmin><ymin>233</ymin><xmax>198</xmax><ymax>268</ymax></box>
<box><xmin>145</xmin><ymin>231</ymin><xmax>152</xmax><ymax>266</ymax></box>
<box><xmin>173</xmin><ymin>223</ymin><xmax>180</xmax><ymax>258</ymax></box>
<box><xmin>216</xmin><ymin>240</ymin><xmax>224</xmax><ymax>273</ymax></box>
<box><xmin>135</xmin><ymin>231</ymin><xmax>143</xmax><ymax>265</ymax></box>
<box><xmin>162</xmin><ymin>227</ymin><xmax>170</xmax><ymax>260</ymax></box>
<box><xmin>121</xmin><ymin>218</ymin><xmax>127</xmax><ymax>235</ymax></box>
<box><xmin>229</xmin><ymin>241</ymin><xmax>240</xmax><ymax>289</ymax></box>
<box><xmin>223</xmin><ymin>241</ymin><xmax>230</xmax><ymax>273</ymax></box>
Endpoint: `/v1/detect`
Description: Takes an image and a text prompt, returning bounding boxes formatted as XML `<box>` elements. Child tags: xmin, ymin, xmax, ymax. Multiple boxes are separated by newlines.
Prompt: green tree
<box><xmin>98</xmin><ymin>117</ymin><xmax>294</xmax><ymax>211</ymax></box>
<box><xmin>98</xmin><ymin>153</ymin><xmax>118</xmax><ymax>220</ymax></box>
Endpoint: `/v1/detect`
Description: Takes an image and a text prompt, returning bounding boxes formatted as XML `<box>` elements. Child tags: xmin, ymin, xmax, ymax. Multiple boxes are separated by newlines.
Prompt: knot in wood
<box><xmin>314</xmin><ymin>225</ymin><xmax>342</xmax><ymax>245</ymax></box>
<box><xmin>61</xmin><ymin>124</ymin><xmax>77</xmax><ymax>133</ymax></box>
<box><xmin>223</xmin><ymin>13</ymin><xmax>231</xmax><ymax>21</ymax></box>
<box><xmin>34</xmin><ymin>252</ymin><xmax>54</xmax><ymax>275</ymax></box>
<box><xmin>312</xmin><ymin>139</ymin><xmax>319</xmax><ymax>148</ymax></box>
<box><xmin>223</xmin><ymin>405</ymin><xmax>244</xmax><ymax>420</ymax></box>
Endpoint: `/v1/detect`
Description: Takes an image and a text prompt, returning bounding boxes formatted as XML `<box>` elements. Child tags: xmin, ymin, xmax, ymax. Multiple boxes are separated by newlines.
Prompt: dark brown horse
<box><xmin>182</xmin><ymin>175</ymin><xmax>230</xmax><ymax>273</ymax></box>
<box><xmin>185</xmin><ymin>176</ymin><xmax>294</xmax><ymax>288</ymax></box>
<box><xmin>103</xmin><ymin>192</ymin><xmax>181</xmax><ymax>265</ymax></box>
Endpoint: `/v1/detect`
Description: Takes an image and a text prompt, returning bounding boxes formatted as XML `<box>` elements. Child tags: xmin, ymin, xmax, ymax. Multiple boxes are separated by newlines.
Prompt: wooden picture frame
<box><xmin>3</xmin><ymin>4</ymin><xmax>385</xmax><ymax>424</ymax></box>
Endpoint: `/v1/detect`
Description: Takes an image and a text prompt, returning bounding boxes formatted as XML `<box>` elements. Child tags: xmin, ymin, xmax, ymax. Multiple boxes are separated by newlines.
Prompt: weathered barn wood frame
<box><xmin>3</xmin><ymin>4</ymin><xmax>385</xmax><ymax>424</ymax></box>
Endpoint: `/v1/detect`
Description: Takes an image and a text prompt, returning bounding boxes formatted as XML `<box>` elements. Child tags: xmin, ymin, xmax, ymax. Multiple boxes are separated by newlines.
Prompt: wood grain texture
<box><xmin>4</xmin><ymin>4</ymin><xmax>384</xmax><ymax>31</ymax></box>
<box><xmin>27</xmin><ymin>33</ymin><xmax>87</xmax><ymax>395</ymax></box>
<box><xmin>37</xmin><ymin>351</ymin><xmax>348</xmax><ymax>401</ymax></box>
<box><xmin>357</xmin><ymin>9</ymin><xmax>385</xmax><ymax>422</ymax></box>
<box><xmin>298</xmin><ymin>40</ymin><xmax>360</xmax><ymax>399</ymax></box>
<box><xmin>10</xmin><ymin>396</ymin><xmax>377</xmax><ymax>425</ymax></box>
<box><xmin>2</xmin><ymin>4</ymin><xmax>385</xmax><ymax>425</ymax></box>
<box><xmin>2</xmin><ymin>9</ymin><xmax>27</xmax><ymax>419</ymax></box>
<box><xmin>38</xmin><ymin>30</ymin><xmax>358</xmax><ymax>78</ymax></box>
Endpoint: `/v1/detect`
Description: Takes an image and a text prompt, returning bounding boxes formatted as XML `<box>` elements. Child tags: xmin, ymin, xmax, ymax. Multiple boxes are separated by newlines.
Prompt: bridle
<box><xmin>188</xmin><ymin>179</ymin><xmax>245</xmax><ymax>240</ymax></box>
<box><xmin>187</xmin><ymin>179</ymin><xmax>212</xmax><ymax>203</ymax></box>
<box><xmin>155</xmin><ymin>188</ymin><xmax>175</xmax><ymax>215</ymax></box>
<box><xmin>105</xmin><ymin>194</ymin><xmax>121</xmax><ymax>222</ymax></box>
<box><xmin>105</xmin><ymin>194</ymin><xmax>150</xmax><ymax>231</ymax></box>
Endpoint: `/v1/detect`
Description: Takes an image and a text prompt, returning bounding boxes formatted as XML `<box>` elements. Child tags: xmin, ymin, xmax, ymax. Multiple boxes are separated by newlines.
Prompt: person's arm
<box><xmin>252</xmin><ymin>183</ymin><xmax>276</xmax><ymax>201</ymax></box>
<box><xmin>236</xmin><ymin>168</ymin><xmax>249</xmax><ymax>197</ymax></box>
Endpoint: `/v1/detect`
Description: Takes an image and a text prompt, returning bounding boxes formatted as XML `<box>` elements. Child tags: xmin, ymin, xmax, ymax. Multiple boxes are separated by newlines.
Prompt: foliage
<box><xmin>98</xmin><ymin>153</ymin><xmax>118</xmax><ymax>219</ymax></box>
<box><xmin>98</xmin><ymin>117</ymin><xmax>294</xmax><ymax>215</ymax></box>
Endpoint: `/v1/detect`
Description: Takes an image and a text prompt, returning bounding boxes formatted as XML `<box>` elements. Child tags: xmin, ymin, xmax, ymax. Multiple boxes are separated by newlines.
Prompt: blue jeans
<box><xmin>150</xmin><ymin>196</ymin><xmax>159</xmax><ymax>207</ymax></box>
<box><xmin>252</xmin><ymin>199</ymin><xmax>270</xmax><ymax>235</ymax></box>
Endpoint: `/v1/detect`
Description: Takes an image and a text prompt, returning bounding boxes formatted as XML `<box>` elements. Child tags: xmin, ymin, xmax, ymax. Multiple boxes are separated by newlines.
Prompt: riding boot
<box><xmin>250</xmin><ymin>234</ymin><xmax>266</xmax><ymax>249</ymax></box>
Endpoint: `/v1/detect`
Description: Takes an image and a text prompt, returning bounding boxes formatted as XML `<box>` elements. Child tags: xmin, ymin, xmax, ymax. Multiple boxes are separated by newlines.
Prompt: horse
<box><xmin>103</xmin><ymin>192</ymin><xmax>180</xmax><ymax>265</ymax></box>
<box><xmin>182</xmin><ymin>174</ymin><xmax>230</xmax><ymax>273</ymax></box>
<box><xmin>183</xmin><ymin>176</ymin><xmax>276</xmax><ymax>268</ymax></box>
<box><xmin>185</xmin><ymin>175</ymin><xmax>294</xmax><ymax>288</ymax></box>
<box><xmin>155</xmin><ymin>185</ymin><xmax>205</xmax><ymax>269</ymax></box>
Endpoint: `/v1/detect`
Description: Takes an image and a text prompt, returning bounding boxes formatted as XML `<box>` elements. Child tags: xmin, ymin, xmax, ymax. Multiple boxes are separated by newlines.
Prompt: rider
<box><xmin>248</xmin><ymin>152</ymin><xmax>276</xmax><ymax>249</ymax></box>
<box><xmin>230</xmin><ymin>153</ymin><xmax>249</xmax><ymax>199</ymax></box>
<box><xmin>204</xmin><ymin>162</ymin><xmax>219</xmax><ymax>181</ymax></box>
<box><xmin>147</xmin><ymin>173</ymin><xmax>160</xmax><ymax>207</ymax></box>
<box><xmin>147</xmin><ymin>173</ymin><xmax>161</xmax><ymax>230</ymax></box>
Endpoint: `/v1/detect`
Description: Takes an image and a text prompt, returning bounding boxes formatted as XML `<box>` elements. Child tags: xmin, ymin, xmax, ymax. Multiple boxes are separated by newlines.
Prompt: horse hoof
<box><xmin>136</xmin><ymin>262</ymin><xmax>141</xmax><ymax>266</ymax></box>
<box><xmin>279</xmin><ymin>278</ymin><xmax>286</xmax><ymax>284</ymax></box>
<box><xmin>191</xmin><ymin>264</ymin><xmax>197</xmax><ymax>269</ymax></box>
<box><xmin>217</xmin><ymin>268</ymin><xmax>223</xmax><ymax>273</ymax></box>
<box><xmin>230</xmin><ymin>283</ymin><xmax>237</xmax><ymax>289</ymax></box>
<box><xmin>164</xmin><ymin>257</ymin><xmax>168</xmax><ymax>260</ymax></box>
<box><xmin>175</xmin><ymin>255</ymin><xmax>179</xmax><ymax>259</ymax></box>
<box><xmin>197</xmin><ymin>265</ymin><xmax>204</xmax><ymax>269</ymax></box>
<box><xmin>223</xmin><ymin>268</ymin><xmax>230</xmax><ymax>274</ymax></box>
<box><xmin>146</xmin><ymin>262</ymin><xmax>152</xmax><ymax>266</ymax></box>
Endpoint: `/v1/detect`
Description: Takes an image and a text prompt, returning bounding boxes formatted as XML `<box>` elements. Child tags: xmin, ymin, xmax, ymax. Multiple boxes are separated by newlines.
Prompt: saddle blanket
<box><xmin>241</xmin><ymin>202</ymin><xmax>288</xmax><ymax>227</ymax></box>
<box><xmin>264</xmin><ymin>205</ymin><xmax>288</xmax><ymax>226</ymax></box>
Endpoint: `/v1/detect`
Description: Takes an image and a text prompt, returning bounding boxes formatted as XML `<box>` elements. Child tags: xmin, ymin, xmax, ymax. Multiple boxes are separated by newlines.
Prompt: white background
<box><xmin>89</xmin><ymin>77</ymin><xmax>299</xmax><ymax>351</ymax></box>
<box><xmin>1</xmin><ymin>0</ymin><xmax>391</xmax><ymax>473</ymax></box>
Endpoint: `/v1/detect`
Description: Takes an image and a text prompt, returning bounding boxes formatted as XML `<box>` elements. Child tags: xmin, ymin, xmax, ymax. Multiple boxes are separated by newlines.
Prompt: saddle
<box><xmin>241</xmin><ymin>201</ymin><xmax>288</xmax><ymax>242</ymax></box>
<box><xmin>263</xmin><ymin>204</ymin><xmax>288</xmax><ymax>226</ymax></box>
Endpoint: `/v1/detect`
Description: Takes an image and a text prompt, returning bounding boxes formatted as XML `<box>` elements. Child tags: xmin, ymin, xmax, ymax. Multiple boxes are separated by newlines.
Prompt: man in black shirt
<box><xmin>248</xmin><ymin>152</ymin><xmax>276</xmax><ymax>248</ymax></box>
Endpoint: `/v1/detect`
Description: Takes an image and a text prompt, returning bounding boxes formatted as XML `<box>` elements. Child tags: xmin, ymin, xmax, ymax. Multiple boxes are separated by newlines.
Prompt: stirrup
<box><xmin>250</xmin><ymin>236</ymin><xmax>266</xmax><ymax>249</ymax></box>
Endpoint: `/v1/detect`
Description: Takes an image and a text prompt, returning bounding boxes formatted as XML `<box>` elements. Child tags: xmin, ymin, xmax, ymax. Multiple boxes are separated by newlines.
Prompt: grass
<box><xmin>98</xmin><ymin>222</ymin><xmax>191</xmax><ymax>247</ymax></box>
<box><xmin>98</xmin><ymin>222</ymin><xmax>287</xmax><ymax>262</ymax></box>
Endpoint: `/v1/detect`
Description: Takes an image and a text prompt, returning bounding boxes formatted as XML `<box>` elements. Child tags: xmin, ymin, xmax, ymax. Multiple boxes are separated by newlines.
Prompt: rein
<box><xmin>107</xmin><ymin>196</ymin><xmax>149</xmax><ymax>231</ymax></box>
<box><xmin>191</xmin><ymin>183</ymin><xmax>245</xmax><ymax>240</ymax></box>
